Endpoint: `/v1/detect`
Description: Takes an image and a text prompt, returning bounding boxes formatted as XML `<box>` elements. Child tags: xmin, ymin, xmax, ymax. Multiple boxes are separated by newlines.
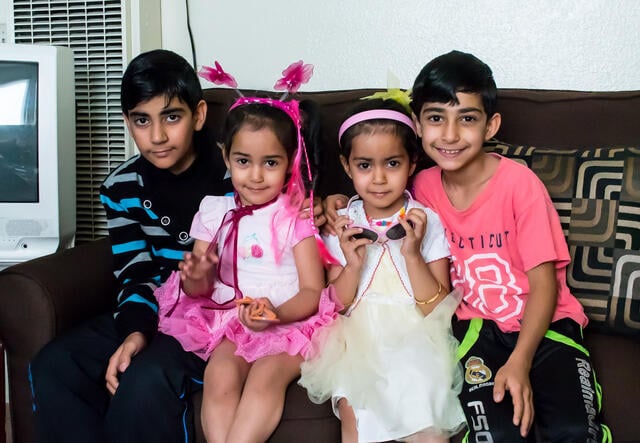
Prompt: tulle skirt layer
<box><xmin>156</xmin><ymin>271</ymin><xmax>340</xmax><ymax>362</ymax></box>
<box><xmin>299</xmin><ymin>290</ymin><xmax>466</xmax><ymax>442</ymax></box>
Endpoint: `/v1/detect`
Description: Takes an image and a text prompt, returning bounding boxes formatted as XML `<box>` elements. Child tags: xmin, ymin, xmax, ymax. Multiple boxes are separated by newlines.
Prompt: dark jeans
<box><xmin>30</xmin><ymin>314</ymin><xmax>206</xmax><ymax>443</ymax></box>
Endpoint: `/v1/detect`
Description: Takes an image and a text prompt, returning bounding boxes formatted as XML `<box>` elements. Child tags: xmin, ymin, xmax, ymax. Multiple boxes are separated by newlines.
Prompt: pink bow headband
<box><xmin>229</xmin><ymin>96</ymin><xmax>302</xmax><ymax>129</ymax></box>
<box><xmin>198</xmin><ymin>59</ymin><xmax>314</xmax><ymax>99</ymax></box>
<box><xmin>338</xmin><ymin>109</ymin><xmax>417</xmax><ymax>144</ymax></box>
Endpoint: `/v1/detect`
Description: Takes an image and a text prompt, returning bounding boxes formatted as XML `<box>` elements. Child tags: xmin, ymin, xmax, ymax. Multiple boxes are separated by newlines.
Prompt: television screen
<box><xmin>0</xmin><ymin>44</ymin><xmax>76</xmax><ymax>268</ymax></box>
<box><xmin>0</xmin><ymin>61</ymin><xmax>38</xmax><ymax>203</ymax></box>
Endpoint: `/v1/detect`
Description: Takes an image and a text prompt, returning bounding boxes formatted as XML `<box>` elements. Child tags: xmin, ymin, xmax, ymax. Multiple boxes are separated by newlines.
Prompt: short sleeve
<box><xmin>292</xmin><ymin>216</ymin><xmax>317</xmax><ymax>245</ymax></box>
<box><xmin>514</xmin><ymin>175</ymin><xmax>570</xmax><ymax>271</ymax></box>
<box><xmin>420</xmin><ymin>207</ymin><xmax>450</xmax><ymax>263</ymax></box>
<box><xmin>189</xmin><ymin>195</ymin><xmax>235</xmax><ymax>242</ymax></box>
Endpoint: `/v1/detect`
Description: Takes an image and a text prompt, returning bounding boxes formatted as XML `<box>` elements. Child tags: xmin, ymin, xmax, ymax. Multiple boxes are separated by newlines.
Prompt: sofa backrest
<box><xmin>493</xmin><ymin>89</ymin><xmax>640</xmax><ymax>149</ymax></box>
<box><xmin>202</xmin><ymin>88</ymin><xmax>640</xmax><ymax>337</ymax></box>
<box><xmin>202</xmin><ymin>88</ymin><xmax>640</xmax><ymax>194</ymax></box>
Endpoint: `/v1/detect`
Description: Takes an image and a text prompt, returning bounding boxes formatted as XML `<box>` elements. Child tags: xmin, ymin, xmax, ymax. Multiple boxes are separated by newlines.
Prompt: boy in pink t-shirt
<box><xmin>410</xmin><ymin>51</ymin><xmax>610</xmax><ymax>442</ymax></box>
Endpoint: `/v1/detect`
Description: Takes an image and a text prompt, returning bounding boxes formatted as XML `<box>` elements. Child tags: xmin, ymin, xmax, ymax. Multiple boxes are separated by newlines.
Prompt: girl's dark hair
<box><xmin>298</xmin><ymin>99</ymin><xmax>322</xmax><ymax>192</ymax></box>
<box><xmin>221</xmin><ymin>102</ymin><xmax>297</xmax><ymax>161</ymax></box>
<box><xmin>120</xmin><ymin>49</ymin><xmax>203</xmax><ymax>114</ymax></box>
<box><xmin>339</xmin><ymin>98</ymin><xmax>419</xmax><ymax>162</ymax></box>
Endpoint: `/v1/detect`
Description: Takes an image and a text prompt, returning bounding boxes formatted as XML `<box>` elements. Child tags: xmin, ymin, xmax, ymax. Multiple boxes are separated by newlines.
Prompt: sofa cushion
<box><xmin>485</xmin><ymin>142</ymin><xmax>640</xmax><ymax>336</ymax></box>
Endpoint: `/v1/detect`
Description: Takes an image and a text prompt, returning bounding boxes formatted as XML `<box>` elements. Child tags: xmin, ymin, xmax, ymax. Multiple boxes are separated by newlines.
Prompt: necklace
<box><xmin>365</xmin><ymin>199</ymin><xmax>408</xmax><ymax>228</ymax></box>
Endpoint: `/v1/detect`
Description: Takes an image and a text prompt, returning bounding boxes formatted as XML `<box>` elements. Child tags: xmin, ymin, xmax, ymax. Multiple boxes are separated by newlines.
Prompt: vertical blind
<box><xmin>12</xmin><ymin>0</ymin><xmax>127</xmax><ymax>242</ymax></box>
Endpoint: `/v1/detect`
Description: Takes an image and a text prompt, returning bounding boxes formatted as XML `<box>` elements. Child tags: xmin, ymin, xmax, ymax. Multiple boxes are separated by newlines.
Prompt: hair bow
<box><xmin>198</xmin><ymin>61</ymin><xmax>238</xmax><ymax>89</ymax></box>
<box><xmin>361</xmin><ymin>70</ymin><xmax>412</xmax><ymax>113</ymax></box>
<box><xmin>274</xmin><ymin>60</ymin><xmax>314</xmax><ymax>100</ymax></box>
<box><xmin>198</xmin><ymin>60</ymin><xmax>314</xmax><ymax>101</ymax></box>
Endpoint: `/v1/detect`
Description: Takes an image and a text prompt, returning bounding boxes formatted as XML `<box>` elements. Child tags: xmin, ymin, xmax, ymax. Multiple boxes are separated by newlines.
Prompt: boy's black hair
<box><xmin>410</xmin><ymin>50</ymin><xmax>497</xmax><ymax>118</ymax></box>
<box><xmin>339</xmin><ymin>98</ymin><xmax>420</xmax><ymax>162</ymax></box>
<box><xmin>120</xmin><ymin>49</ymin><xmax>203</xmax><ymax>114</ymax></box>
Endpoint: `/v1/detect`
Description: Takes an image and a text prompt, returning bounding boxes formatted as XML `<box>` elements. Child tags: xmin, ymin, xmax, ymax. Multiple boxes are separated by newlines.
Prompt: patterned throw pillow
<box><xmin>486</xmin><ymin>142</ymin><xmax>640</xmax><ymax>336</ymax></box>
<box><xmin>484</xmin><ymin>140</ymin><xmax>535</xmax><ymax>169</ymax></box>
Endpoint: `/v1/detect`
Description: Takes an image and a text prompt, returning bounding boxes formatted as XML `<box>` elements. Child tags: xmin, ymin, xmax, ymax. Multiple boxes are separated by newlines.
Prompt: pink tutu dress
<box><xmin>155</xmin><ymin>194</ymin><xmax>338</xmax><ymax>362</ymax></box>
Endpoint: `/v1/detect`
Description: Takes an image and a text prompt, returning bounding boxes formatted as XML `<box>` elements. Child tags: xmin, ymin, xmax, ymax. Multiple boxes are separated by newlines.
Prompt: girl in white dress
<box><xmin>299</xmin><ymin>97</ymin><xmax>466</xmax><ymax>442</ymax></box>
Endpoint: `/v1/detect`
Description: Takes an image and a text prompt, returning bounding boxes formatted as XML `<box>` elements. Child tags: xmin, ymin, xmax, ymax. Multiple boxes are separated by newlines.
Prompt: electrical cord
<box><xmin>185</xmin><ymin>0</ymin><xmax>197</xmax><ymax>69</ymax></box>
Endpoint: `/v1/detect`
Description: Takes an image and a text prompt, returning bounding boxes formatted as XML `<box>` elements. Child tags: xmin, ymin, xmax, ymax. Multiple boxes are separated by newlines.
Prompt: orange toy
<box><xmin>235</xmin><ymin>297</ymin><xmax>279</xmax><ymax>322</ymax></box>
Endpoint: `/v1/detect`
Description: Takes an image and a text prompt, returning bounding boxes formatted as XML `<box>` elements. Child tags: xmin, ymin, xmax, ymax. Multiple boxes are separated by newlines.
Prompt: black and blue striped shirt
<box><xmin>100</xmin><ymin>142</ymin><xmax>232</xmax><ymax>340</ymax></box>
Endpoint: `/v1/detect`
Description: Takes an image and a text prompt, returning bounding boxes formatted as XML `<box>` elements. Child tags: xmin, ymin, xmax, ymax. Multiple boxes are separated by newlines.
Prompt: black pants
<box><xmin>30</xmin><ymin>314</ymin><xmax>206</xmax><ymax>443</ymax></box>
<box><xmin>454</xmin><ymin>318</ymin><xmax>611</xmax><ymax>443</ymax></box>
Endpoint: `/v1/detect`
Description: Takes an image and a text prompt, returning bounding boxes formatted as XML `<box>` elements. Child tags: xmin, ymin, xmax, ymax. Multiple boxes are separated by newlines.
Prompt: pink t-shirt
<box><xmin>414</xmin><ymin>155</ymin><xmax>587</xmax><ymax>332</ymax></box>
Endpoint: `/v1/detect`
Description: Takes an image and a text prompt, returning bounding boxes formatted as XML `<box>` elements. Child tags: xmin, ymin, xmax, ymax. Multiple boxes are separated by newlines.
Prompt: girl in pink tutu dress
<box><xmin>155</xmin><ymin>94</ymin><xmax>338</xmax><ymax>443</ymax></box>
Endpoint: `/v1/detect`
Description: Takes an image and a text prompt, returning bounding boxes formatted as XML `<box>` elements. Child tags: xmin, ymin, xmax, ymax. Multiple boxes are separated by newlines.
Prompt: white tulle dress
<box><xmin>299</xmin><ymin>199</ymin><xmax>466</xmax><ymax>442</ymax></box>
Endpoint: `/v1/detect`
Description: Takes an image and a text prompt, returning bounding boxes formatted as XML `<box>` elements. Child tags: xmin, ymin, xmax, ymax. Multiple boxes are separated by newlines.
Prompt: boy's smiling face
<box><xmin>124</xmin><ymin>95</ymin><xmax>207</xmax><ymax>175</ymax></box>
<box><xmin>414</xmin><ymin>92</ymin><xmax>500</xmax><ymax>175</ymax></box>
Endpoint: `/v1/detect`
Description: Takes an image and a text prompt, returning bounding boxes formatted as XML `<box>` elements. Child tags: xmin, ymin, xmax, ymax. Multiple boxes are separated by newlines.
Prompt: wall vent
<box><xmin>12</xmin><ymin>0</ymin><xmax>128</xmax><ymax>242</ymax></box>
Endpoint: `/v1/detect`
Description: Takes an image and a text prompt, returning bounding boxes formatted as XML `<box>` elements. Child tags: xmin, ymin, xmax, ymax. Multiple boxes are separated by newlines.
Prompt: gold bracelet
<box><xmin>414</xmin><ymin>281</ymin><xmax>442</xmax><ymax>305</ymax></box>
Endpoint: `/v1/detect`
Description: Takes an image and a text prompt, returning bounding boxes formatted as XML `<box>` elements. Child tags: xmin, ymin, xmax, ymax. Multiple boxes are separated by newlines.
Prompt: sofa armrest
<box><xmin>0</xmin><ymin>237</ymin><xmax>116</xmax><ymax>359</ymax></box>
<box><xmin>0</xmin><ymin>238</ymin><xmax>116</xmax><ymax>443</ymax></box>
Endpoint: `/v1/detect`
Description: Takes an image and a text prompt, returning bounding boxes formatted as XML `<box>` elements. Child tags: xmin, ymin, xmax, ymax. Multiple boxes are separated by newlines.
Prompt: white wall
<box><xmin>0</xmin><ymin>0</ymin><xmax>10</xmax><ymax>43</ymax></box>
<box><xmin>161</xmin><ymin>0</ymin><xmax>640</xmax><ymax>92</ymax></box>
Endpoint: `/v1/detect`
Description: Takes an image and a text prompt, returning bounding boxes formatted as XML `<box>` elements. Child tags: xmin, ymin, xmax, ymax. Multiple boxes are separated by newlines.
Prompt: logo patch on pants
<box><xmin>465</xmin><ymin>356</ymin><xmax>492</xmax><ymax>384</ymax></box>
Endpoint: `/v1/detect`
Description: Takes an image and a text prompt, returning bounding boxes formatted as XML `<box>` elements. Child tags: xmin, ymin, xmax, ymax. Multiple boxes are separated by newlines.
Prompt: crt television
<box><xmin>0</xmin><ymin>44</ymin><xmax>76</xmax><ymax>269</ymax></box>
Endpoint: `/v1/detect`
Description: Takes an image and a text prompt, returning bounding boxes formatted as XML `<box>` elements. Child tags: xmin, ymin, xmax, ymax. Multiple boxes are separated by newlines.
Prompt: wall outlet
<box><xmin>0</xmin><ymin>23</ymin><xmax>7</xmax><ymax>43</ymax></box>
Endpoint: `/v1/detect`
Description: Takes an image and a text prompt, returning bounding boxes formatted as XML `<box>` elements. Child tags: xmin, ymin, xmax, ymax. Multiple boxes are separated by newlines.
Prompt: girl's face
<box><xmin>341</xmin><ymin>131</ymin><xmax>415</xmax><ymax>219</ymax></box>
<box><xmin>224</xmin><ymin>125</ymin><xmax>289</xmax><ymax>206</ymax></box>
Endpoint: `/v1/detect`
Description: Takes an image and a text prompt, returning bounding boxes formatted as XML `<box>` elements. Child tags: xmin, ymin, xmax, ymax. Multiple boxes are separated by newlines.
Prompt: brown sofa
<box><xmin>1</xmin><ymin>88</ymin><xmax>640</xmax><ymax>443</ymax></box>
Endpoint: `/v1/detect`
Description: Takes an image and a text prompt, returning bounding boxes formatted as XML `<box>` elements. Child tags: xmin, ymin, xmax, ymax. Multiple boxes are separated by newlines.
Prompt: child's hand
<box><xmin>237</xmin><ymin>297</ymin><xmax>279</xmax><ymax>331</ymax></box>
<box><xmin>322</xmin><ymin>194</ymin><xmax>349</xmax><ymax>235</ymax></box>
<box><xmin>493</xmin><ymin>358</ymin><xmax>534</xmax><ymax>437</ymax></box>
<box><xmin>299</xmin><ymin>196</ymin><xmax>327</xmax><ymax>228</ymax></box>
<box><xmin>179</xmin><ymin>248</ymin><xmax>218</xmax><ymax>283</ymax></box>
<box><xmin>105</xmin><ymin>332</ymin><xmax>147</xmax><ymax>395</ymax></box>
<box><xmin>335</xmin><ymin>215</ymin><xmax>370</xmax><ymax>270</ymax></box>
<box><xmin>179</xmin><ymin>239</ymin><xmax>219</xmax><ymax>297</ymax></box>
<box><xmin>399</xmin><ymin>208</ymin><xmax>427</xmax><ymax>259</ymax></box>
